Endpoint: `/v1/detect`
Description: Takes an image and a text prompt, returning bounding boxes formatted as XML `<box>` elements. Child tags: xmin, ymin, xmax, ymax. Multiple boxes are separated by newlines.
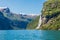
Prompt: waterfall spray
<box><xmin>36</xmin><ymin>14</ymin><xmax>42</xmax><ymax>29</ymax></box>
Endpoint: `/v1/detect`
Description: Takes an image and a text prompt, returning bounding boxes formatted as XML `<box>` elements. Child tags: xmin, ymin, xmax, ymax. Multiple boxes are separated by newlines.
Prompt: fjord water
<box><xmin>0</xmin><ymin>30</ymin><xmax>60</xmax><ymax>40</ymax></box>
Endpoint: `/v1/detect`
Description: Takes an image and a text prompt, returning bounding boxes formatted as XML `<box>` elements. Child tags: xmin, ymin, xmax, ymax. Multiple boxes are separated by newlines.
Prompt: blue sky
<box><xmin>0</xmin><ymin>0</ymin><xmax>46</xmax><ymax>14</ymax></box>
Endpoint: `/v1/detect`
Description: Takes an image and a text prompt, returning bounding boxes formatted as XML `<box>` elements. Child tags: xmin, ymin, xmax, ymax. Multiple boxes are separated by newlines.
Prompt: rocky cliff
<box><xmin>40</xmin><ymin>0</ymin><xmax>60</xmax><ymax>30</ymax></box>
<box><xmin>0</xmin><ymin>7</ymin><xmax>36</xmax><ymax>30</ymax></box>
<box><xmin>27</xmin><ymin>0</ymin><xmax>60</xmax><ymax>30</ymax></box>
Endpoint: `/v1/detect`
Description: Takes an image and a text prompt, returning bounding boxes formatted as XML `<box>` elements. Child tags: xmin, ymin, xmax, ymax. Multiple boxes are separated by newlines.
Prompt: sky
<box><xmin>0</xmin><ymin>0</ymin><xmax>46</xmax><ymax>14</ymax></box>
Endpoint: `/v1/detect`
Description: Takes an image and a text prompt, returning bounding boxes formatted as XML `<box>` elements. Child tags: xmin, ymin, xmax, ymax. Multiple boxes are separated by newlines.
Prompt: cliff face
<box><xmin>27</xmin><ymin>0</ymin><xmax>60</xmax><ymax>30</ymax></box>
<box><xmin>0</xmin><ymin>12</ymin><xmax>13</xmax><ymax>30</ymax></box>
<box><xmin>0</xmin><ymin>7</ymin><xmax>35</xmax><ymax>30</ymax></box>
<box><xmin>40</xmin><ymin>0</ymin><xmax>60</xmax><ymax>30</ymax></box>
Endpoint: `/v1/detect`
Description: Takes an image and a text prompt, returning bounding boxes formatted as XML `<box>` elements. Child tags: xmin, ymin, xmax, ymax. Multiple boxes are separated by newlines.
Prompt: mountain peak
<box><xmin>0</xmin><ymin>7</ymin><xmax>10</xmax><ymax>13</ymax></box>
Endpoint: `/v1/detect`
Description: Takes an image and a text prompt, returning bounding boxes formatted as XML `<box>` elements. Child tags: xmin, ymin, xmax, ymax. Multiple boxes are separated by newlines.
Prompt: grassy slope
<box><xmin>27</xmin><ymin>0</ymin><xmax>60</xmax><ymax>30</ymax></box>
<box><xmin>40</xmin><ymin>14</ymin><xmax>60</xmax><ymax>30</ymax></box>
<box><xmin>40</xmin><ymin>0</ymin><xmax>60</xmax><ymax>30</ymax></box>
<box><xmin>26</xmin><ymin>16</ymin><xmax>40</xmax><ymax>29</ymax></box>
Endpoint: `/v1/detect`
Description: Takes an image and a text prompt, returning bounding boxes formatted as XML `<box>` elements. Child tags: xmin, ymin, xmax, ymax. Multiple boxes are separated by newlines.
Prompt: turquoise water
<box><xmin>0</xmin><ymin>30</ymin><xmax>60</xmax><ymax>40</ymax></box>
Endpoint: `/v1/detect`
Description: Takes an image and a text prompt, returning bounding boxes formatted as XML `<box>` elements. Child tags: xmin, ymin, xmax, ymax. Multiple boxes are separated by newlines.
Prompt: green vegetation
<box><xmin>27</xmin><ymin>0</ymin><xmax>60</xmax><ymax>30</ymax></box>
<box><xmin>40</xmin><ymin>0</ymin><xmax>60</xmax><ymax>30</ymax></box>
<box><xmin>40</xmin><ymin>14</ymin><xmax>60</xmax><ymax>30</ymax></box>
<box><xmin>42</xmin><ymin>0</ymin><xmax>60</xmax><ymax>16</ymax></box>
<box><xmin>26</xmin><ymin>16</ymin><xmax>40</xmax><ymax>29</ymax></box>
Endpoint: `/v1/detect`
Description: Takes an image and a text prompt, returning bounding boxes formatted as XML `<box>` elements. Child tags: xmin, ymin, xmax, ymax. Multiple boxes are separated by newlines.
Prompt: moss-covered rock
<box><xmin>40</xmin><ymin>0</ymin><xmax>60</xmax><ymax>30</ymax></box>
<box><xmin>26</xmin><ymin>0</ymin><xmax>60</xmax><ymax>30</ymax></box>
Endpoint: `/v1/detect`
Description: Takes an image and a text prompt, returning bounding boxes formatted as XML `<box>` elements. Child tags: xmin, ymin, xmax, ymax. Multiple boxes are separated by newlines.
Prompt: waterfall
<box><xmin>36</xmin><ymin>14</ymin><xmax>42</xmax><ymax>29</ymax></box>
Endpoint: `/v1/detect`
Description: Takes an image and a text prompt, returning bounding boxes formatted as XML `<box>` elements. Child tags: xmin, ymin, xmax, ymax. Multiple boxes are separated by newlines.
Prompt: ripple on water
<box><xmin>0</xmin><ymin>30</ymin><xmax>60</xmax><ymax>40</ymax></box>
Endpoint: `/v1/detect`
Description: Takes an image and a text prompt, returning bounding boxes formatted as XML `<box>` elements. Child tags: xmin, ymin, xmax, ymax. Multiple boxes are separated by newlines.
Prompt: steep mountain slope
<box><xmin>26</xmin><ymin>16</ymin><xmax>40</xmax><ymax>29</ymax></box>
<box><xmin>0</xmin><ymin>12</ymin><xmax>13</xmax><ymax>30</ymax></box>
<box><xmin>27</xmin><ymin>0</ymin><xmax>60</xmax><ymax>30</ymax></box>
<box><xmin>40</xmin><ymin>0</ymin><xmax>60</xmax><ymax>30</ymax></box>
<box><xmin>0</xmin><ymin>7</ymin><xmax>36</xmax><ymax>30</ymax></box>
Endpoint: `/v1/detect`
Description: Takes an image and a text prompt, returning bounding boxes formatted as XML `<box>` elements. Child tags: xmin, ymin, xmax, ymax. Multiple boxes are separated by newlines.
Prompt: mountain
<box><xmin>39</xmin><ymin>0</ymin><xmax>60</xmax><ymax>30</ymax></box>
<box><xmin>0</xmin><ymin>7</ymin><xmax>10</xmax><ymax>13</ymax></box>
<box><xmin>27</xmin><ymin>0</ymin><xmax>60</xmax><ymax>30</ymax></box>
<box><xmin>26</xmin><ymin>16</ymin><xmax>40</xmax><ymax>29</ymax></box>
<box><xmin>0</xmin><ymin>7</ymin><xmax>37</xmax><ymax>30</ymax></box>
<box><xmin>0</xmin><ymin>12</ymin><xmax>13</xmax><ymax>30</ymax></box>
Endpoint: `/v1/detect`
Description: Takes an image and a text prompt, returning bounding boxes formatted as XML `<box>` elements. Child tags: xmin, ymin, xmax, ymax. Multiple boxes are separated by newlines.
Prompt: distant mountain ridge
<box><xmin>0</xmin><ymin>7</ymin><xmax>38</xmax><ymax>30</ymax></box>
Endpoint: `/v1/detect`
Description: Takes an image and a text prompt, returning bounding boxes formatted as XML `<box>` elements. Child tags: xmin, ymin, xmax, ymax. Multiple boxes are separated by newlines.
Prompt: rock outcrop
<box><xmin>27</xmin><ymin>0</ymin><xmax>60</xmax><ymax>30</ymax></box>
<box><xmin>0</xmin><ymin>7</ymin><xmax>35</xmax><ymax>30</ymax></box>
<box><xmin>40</xmin><ymin>0</ymin><xmax>60</xmax><ymax>30</ymax></box>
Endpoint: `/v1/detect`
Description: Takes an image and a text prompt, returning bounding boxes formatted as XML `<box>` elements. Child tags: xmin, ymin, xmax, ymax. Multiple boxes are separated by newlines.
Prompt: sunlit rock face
<box><xmin>39</xmin><ymin>0</ymin><xmax>60</xmax><ymax>30</ymax></box>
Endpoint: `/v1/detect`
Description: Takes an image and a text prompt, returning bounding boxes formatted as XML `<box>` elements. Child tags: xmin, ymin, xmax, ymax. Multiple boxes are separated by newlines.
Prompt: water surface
<box><xmin>0</xmin><ymin>30</ymin><xmax>60</xmax><ymax>40</ymax></box>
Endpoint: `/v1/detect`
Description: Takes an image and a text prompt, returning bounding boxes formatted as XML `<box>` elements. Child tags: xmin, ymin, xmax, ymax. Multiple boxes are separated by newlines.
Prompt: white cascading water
<box><xmin>36</xmin><ymin>14</ymin><xmax>42</xmax><ymax>29</ymax></box>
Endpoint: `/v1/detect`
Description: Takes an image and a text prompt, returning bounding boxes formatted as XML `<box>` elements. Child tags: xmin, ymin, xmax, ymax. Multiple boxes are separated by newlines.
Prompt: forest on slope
<box><xmin>27</xmin><ymin>0</ymin><xmax>60</xmax><ymax>30</ymax></box>
<box><xmin>40</xmin><ymin>0</ymin><xmax>60</xmax><ymax>30</ymax></box>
